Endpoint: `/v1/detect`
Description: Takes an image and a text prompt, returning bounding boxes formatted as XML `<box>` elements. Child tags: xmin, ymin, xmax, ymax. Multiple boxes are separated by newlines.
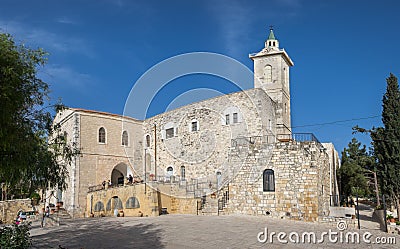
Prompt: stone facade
<box><xmin>52</xmin><ymin>109</ymin><xmax>143</xmax><ymax>217</ymax></box>
<box><xmin>225</xmin><ymin>141</ymin><xmax>331</xmax><ymax>222</ymax></box>
<box><xmin>143</xmin><ymin>88</ymin><xmax>277</xmax><ymax>184</ymax></box>
<box><xmin>53</xmin><ymin>29</ymin><xmax>339</xmax><ymax>221</ymax></box>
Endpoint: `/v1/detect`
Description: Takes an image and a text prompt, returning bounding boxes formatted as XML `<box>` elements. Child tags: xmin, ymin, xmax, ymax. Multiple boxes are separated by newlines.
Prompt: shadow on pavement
<box><xmin>30</xmin><ymin>219</ymin><xmax>165</xmax><ymax>249</ymax></box>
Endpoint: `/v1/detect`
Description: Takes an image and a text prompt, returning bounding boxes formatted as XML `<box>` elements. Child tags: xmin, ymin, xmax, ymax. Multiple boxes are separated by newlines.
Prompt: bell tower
<box><xmin>249</xmin><ymin>27</ymin><xmax>294</xmax><ymax>135</ymax></box>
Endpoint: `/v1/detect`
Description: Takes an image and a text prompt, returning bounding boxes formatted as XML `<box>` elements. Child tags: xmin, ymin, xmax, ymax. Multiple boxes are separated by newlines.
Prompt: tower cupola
<box><xmin>265</xmin><ymin>27</ymin><xmax>279</xmax><ymax>50</ymax></box>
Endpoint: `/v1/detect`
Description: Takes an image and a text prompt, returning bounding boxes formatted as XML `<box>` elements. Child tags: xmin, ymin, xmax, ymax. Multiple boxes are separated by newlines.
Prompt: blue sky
<box><xmin>1</xmin><ymin>0</ymin><xmax>399</xmax><ymax>153</ymax></box>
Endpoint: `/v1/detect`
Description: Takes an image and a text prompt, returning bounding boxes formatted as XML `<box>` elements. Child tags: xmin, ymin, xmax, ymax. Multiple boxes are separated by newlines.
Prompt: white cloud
<box><xmin>55</xmin><ymin>17</ymin><xmax>78</xmax><ymax>25</ymax></box>
<box><xmin>208</xmin><ymin>0</ymin><xmax>253</xmax><ymax>57</ymax></box>
<box><xmin>208</xmin><ymin>0</ymin><xmax>303</xmax><ymax>57</ymax></box>
<box><xmin>0</xmin><ymin>20</ymin><xmax>93</xmax><ymax>57</ymax></box>
<box><xmin>38</xmin><ymin>64</ymin><xmax>94</xmax><ymax>90</ymax></box>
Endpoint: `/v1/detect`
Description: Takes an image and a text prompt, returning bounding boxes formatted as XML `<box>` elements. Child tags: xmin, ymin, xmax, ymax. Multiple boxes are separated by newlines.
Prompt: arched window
<box><xmin>99</xmin><ymin>127</ymin><xmax>106</xmax><ymax>143</ymax></box>
<box><xmin>106</xmin><ymin>199</ymin><xmax>112</xmax><ymax>211</ymax></box>
<box><xmin>146</xmin><ymin>134</ymin><xmax>151</xmax><ymax>147</ymax></box>
<box><xmin>126</xmin><ymin>197</ymin><xmax>140</xmax><ymax>209</ymax></box>
<box><xmin>122</xmin><ymin>131</ymin><xmax>128</xmax><ymax>146</ymax></box>
<box><xmin>167</xmin><ymin>166</ymin><xmax>173</xmax><ymax>174</ymax></box>
<box><xmin>264</xmin><ymin>65</ymin><xmax>272</xmax><ymax>83</ymax></box>
<box><xmin>94</xmin><ymin>201</ymin><xmax>105</xmax><ymax>212</ymax></box>
<box><xmin>180</xmin><ymin>166</ymin><xmax>186</xmax><ymax>181</ymax></box>
<box><xmin>263</xmin><ymin>169</ymin><xmax>275</xmax><ymax>192</ymax></box>
<box><xmin>166</xmin><ymin>166</ymin><xmax>174</xmax><ymax>181</ymax></box>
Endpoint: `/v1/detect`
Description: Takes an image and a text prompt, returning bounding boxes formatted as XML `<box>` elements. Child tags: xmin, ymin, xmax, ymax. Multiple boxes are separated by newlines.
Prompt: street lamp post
<box><xmin>364</xmin><ymin>169</ymin><xmax>380</xmax><ymax>206</ymax></box>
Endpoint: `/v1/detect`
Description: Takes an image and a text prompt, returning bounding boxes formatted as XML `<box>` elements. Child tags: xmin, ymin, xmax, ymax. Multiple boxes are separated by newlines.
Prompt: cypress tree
<box><xmin>371</xmin><ymin>73</ymin><xmax>400</xmax><ymax>216</ymax></box>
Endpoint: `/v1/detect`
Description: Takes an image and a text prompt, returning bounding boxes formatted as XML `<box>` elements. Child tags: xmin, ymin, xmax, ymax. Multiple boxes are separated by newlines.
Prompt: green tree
<box><xmin>0</xmin><ymin>223</ymin><xmax>31</xmax><ymax>248</ymax></box>
<box><xmin>338</xmin><ymin>138</ymin><xmax>373</xmax><ymax>199</ymax></box>
<box><xmin>0</xmin><ymin>33</ymin><xmax>75</xmax><ymax>199</ymax></box>
<box><xmin>370</xmin><ymin>73</ymin><xmax>400</xmax><ymax>216</ymax></box>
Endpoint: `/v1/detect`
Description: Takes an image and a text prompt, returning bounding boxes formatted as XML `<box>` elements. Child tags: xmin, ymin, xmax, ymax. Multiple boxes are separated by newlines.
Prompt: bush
<box><xmin>0</xmin><ymin>223</ymin><xmax>32</xmax><ymax>249</ymax></box>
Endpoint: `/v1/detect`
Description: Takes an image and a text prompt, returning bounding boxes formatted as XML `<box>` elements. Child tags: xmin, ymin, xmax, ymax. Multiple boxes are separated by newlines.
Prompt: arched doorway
<box><xmin>111</xmin><ymin>163</ymin><xmax>129</xmax><ymax>186</ymax></box>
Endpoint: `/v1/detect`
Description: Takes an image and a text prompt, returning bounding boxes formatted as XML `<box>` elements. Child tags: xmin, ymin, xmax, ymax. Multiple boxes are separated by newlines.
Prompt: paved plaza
<box><xmin>30</xmin><ymin>206</ymin><xmax>399</xmax><ymax>249</ymax></box>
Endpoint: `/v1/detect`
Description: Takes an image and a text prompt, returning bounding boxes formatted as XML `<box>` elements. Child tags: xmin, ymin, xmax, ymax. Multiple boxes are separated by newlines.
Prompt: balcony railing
<box><xmin>277</xmin><ymin>133</ymin><xmax>320</xmax><ymax>144</ymax></box>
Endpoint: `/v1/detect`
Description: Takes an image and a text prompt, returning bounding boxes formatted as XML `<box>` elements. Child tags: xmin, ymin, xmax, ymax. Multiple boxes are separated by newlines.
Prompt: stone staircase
<box><xmin>197</xmin><ymin>136</ymin><xmax>276</xmax><ymax>216</ymax></box>
<box><xmin>200</xmin><ymin>197</ymin><xmax>219</xmax><ymax>215</ymax></box>
<box><xmin>42</xmin><ymin>208</ymin><xmax>72</xmax><ymax>227</ymax></box>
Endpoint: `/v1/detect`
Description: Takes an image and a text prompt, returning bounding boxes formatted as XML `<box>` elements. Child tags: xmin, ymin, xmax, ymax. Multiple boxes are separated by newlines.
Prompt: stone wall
<box><xmin>87</xmin><ymin>183</ymin><xmax>198</xmax><ymax>218</ymax></box>
<box><xmin>0</xmin><ymin>199</ymin><xmax>33</xmax><ymax>224</ymax></box>
<box><xmin>87</xmin><ymin>183</ymin><xmax>157</xmax><ymax>218</ymax></box>
<box><xmin>225</xmin><ymin>141</ymin><xmax>331</xmax><ymax>222</ymax></box>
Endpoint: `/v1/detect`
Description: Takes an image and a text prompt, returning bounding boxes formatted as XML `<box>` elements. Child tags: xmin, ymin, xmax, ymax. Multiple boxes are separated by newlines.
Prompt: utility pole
<box><xmin>356</xmin><ymin>191</ymin><xmax>360</xmax><ymax>229</ymax></box>
<box><xmin>154</xmin><ymin>124</ymin><xmax>157</xmax><ymax>180</ymax></box>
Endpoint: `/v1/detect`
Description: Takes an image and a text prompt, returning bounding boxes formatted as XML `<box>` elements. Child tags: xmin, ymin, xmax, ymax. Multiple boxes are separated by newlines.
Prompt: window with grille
<box><xmin>94</xmin><ymin>201</ymin><xmax>105</xmax><ymax>212</ymax></box>
<box><xmin>126</xmin><ymin>197</ymin><xmax>140</xmax><ymax>209</ymax></box>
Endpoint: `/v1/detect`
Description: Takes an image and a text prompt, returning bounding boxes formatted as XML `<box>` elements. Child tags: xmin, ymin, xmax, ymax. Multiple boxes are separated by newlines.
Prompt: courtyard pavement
<box><xmin>30</xmin><ymin>208</ymin><xmax>399</xmax><ymax>249</ymax></box>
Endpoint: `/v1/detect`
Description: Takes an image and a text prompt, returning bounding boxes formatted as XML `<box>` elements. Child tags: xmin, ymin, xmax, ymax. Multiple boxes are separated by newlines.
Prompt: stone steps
<box><xmin>201</xmin><ymin>198</ymin><xmax>219</xmax><ymax>215</ymax></box>
<box><xmin>42</xmin><ymin>208</ymin><xmax>72</xmax><ymax>227</ymax></box>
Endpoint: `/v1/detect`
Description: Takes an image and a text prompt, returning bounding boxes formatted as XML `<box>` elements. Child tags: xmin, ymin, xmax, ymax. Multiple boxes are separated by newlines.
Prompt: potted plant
<box><xmin>118</xmin><ymin>209</ymin><xmax>124</xmax><ymax>217</ymax></box>
<box><xmin>387</xmin><ymin>214</ymin><xmax>395</xmax><ymax>223</ymax></box>
<box><xmin>30</xmin><ymin>192</ymin><xmax>40</xmax><ymax>205</ymax></box>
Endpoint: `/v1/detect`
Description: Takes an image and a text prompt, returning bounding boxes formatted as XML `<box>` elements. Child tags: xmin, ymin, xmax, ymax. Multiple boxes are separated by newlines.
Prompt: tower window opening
<box><xmin>264</xmin><ymin>65</ymin><xmax>272</xmax><ymax>83</ymax></box>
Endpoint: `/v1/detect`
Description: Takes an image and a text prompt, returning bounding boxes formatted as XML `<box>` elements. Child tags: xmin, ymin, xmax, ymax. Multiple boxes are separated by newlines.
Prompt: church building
<box><xmin>53</xmin><ymin>29</ymin><xmax>340</xmax><ymax>221</ymax></box>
